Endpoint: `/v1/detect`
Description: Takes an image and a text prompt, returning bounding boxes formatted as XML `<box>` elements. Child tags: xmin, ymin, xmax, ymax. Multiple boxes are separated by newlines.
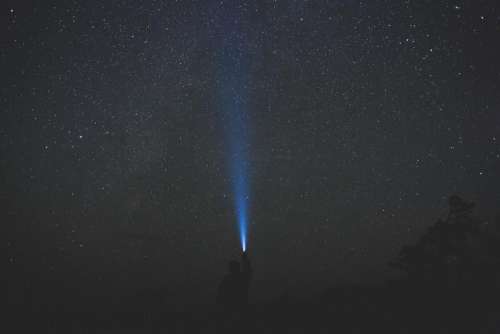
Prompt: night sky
<box><xmin>3</xmin><ymin>0</ymin><xmax>500</xmax><ymax>304</ymax></box>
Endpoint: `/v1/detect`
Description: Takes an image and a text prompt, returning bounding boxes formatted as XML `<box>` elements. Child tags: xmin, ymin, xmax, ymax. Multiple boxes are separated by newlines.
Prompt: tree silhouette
<box><xmin>391</xmin><ymin>195</ymin><xmax>498</xmax><ymax>286</ymax></box>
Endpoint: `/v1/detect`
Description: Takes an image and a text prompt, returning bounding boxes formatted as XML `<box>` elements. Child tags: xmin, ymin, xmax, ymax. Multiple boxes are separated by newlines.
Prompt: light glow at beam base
<box><xmin>231</xmin><ymin>135</ymin><xmax>249</xmax><ymax>252</ymax></box>
<box><xmin>236</xmin><ymin>180</ymin><xmax>248</xmax><ymax>252</ymax></box>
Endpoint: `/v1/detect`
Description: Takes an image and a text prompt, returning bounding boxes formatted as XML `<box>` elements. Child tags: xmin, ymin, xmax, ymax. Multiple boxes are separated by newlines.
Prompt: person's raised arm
<box><xmin>241</xmin><ymin>251</ymin><xmax>252</xmax><ymax>277</ymax></box>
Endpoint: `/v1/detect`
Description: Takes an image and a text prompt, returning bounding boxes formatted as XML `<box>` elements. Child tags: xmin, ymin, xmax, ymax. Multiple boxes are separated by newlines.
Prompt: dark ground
<box><xmin>6</xmin><ymin>279</ymin><xmax>500</xmax><ymax>333</ymax></box>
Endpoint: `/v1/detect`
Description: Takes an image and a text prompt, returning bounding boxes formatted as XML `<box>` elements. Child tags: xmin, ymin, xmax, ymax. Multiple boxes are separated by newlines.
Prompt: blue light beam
<box><xmin>216</xmin><ymin>6</ymin><xmax>252</xmax><ymax>252</ymax></box>
<box><xmin>234</xmin><ymin>146</ymin><xmax>249</xmax><ymax>252</ymax></box>
<box><xmin>224</xmin><ymin>87</ymin><xmax>250</xmax><ymax>252</ymax></box>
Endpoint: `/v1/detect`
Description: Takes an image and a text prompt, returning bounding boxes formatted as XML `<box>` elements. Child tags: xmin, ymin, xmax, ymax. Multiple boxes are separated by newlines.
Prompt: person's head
<box><xmin>228</xmin><ymin>260</ymin><xmax>240</xmax><ymax>274</ymax></box>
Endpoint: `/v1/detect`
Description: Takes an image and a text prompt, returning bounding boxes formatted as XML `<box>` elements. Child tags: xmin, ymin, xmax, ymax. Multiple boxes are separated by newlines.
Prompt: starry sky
<box><xmin>3</xmin><ymin>0</ymin><xmax>500</xmax><ymax>303</ymax></box>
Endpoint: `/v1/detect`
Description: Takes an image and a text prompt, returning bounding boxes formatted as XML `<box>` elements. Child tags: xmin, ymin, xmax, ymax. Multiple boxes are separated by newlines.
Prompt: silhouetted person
<box><xmin>217</xmin><ymin>251</ymin><xmax>252</xmax><ymax>312</ymax></box>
